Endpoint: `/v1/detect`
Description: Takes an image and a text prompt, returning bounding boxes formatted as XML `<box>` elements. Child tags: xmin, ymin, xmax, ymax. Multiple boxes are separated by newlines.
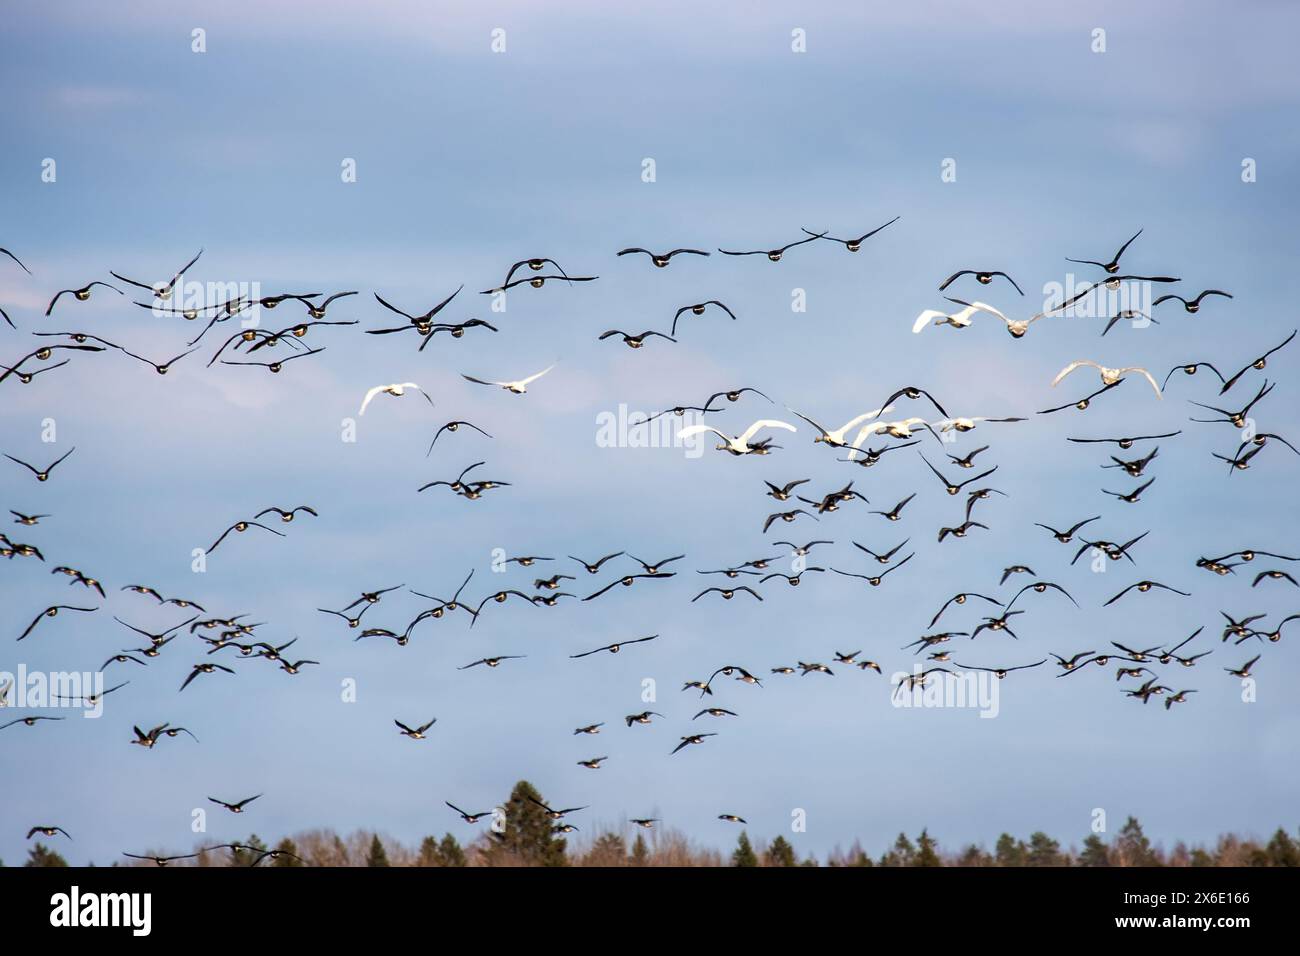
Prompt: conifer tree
<box><xmin>417</xmin><ymin>836</ymin><xmax>440</xmax><ymax>867</ymax></box>
<box><xmin>24</xmin><ymin>843</ymin><xmax>68</xmax><ymax>867</ymax></box>
<box><xmin>484</xmin><ymin>780</ymin><xmax>567</xmax><ymax>866</ymax></box>
<box><xmin>1078</xmin><ymin>834</ymin><xmax>1111</xmax><ymax>867</ymax></box>
<box><xmin>765</xmin><ymin>835</ymin><xmax>797</xmax><ymax>867</ymax></box>
<box><xmin>881</xmin><ymin>832</ymin><xmax>916</xmax><ymax>866</ymax></box>
<box><xmin>913</xmin><ymin>829</ymin><xmax>942</xmax><ymax>867</ymax></box>
<box><xmin>956</xmin><ymin>845</ymin><xmax>992</xmax><ymax>867</ymax></box>
<box><xmin>731</xmin><ymin>831</ymin><xmax>758</xmax><ymax>867</ymax></box>
<box><xmin>437</xmin><ymin>833</ymin><xmax>467</xmax><ymax>867</ymax></box>
<box><xmin>366</xmin><ymin>834</ymin><xmax>390</xmax><ymax>867</ymax></box>
<box><xmin>629</xmin><ymin>833</ymin><xmax>649</xmax><ymax>866</ymax></box>
<box><xmin>1026</xmin><ymin>832</ymin><xmax>1063</xmax><ymax>867</ymax></box>
<box><xmin>1114</xmin><ymin>817</ymin><xmax>1157</xmax><ymax>866</ymax></box>
<box><xmin>994</xmin><ymin>833</ymin><xmax>1026</xmax><ymax>867</ymax></box>
<box><xmin>271</xmin><ymin>838</ymin><xmax>303</xmax><ymax>867</ymax></box>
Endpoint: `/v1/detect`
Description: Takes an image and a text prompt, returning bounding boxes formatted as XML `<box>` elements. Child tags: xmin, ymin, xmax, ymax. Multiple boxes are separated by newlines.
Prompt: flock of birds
<box><xmin>1</xmin><ymin>222</ymin><xmax>1295</xmax><ymax>864</ymax></box>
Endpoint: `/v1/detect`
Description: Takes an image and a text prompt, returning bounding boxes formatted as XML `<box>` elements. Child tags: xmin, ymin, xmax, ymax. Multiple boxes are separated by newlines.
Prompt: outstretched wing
<box><xmin>1051</xmin><ymin>360</ymin><xmax>1100</xmax><ymax>388</ymax></box>
<box><xmin>358</xmin><ymin>385</ymin><xmax>384</xmax><ymax>415</ymax></box>
<box><xmin>520</xmin><ymin>364</ymin><xmax>556</xmax><ymax>386</ymax></box>
<box><xmin>737</xmin><ymin>419</ymin><xmax>797</xmax><ymax>445</ymax></box>
<box><xmin>1119</xmin><ymin>367</ymin><xmax>1163</xmax><ymax>399</ymax></box>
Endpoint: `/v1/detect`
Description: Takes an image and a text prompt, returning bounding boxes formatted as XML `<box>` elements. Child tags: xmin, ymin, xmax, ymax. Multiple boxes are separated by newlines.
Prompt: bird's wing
<box><xmin>677</xmin><ymin>425</ymin><xmax>727</xmax><ymax>442</ymax></box>
<box><xmin>1120</xmin><ymin>367</ymin><xmax>1163</xmax><ymax>399</ymax></box>
<box><xmin>837</xmin><ymin>409</ymin><xmax>890</xmax><ymax>433</ymax></box>
<box><xmin>520</xmin><ymin>364</ymin><xmax>556</xmax><ymax>386</ymax></box>
<box><xmin>359</xmin><ymin>385</ymin><xmax>389</xmax><ymax>416</ymax></box>
<box><xmin>912</xmin><ymin>310</ymin><xmax>944</xmax><ymax>334</ymax></box>
<box><xmin>952</xmin><ymin>299</ymin><xmax>1009</xmax><ymax>323</ymax></box>
<box><xmin>737</xmin><ymin>419</ymin><xmax>797</xmax><ymax>445</ymax></box>
<box><xmin>1051</xmin><ymin>360</ymin><xmax>1098</xmax><ymax>387</ymax></box>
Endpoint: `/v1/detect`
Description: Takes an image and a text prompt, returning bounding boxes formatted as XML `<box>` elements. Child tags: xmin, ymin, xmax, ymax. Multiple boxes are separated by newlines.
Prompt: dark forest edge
<box><xmin>13</xmin><ymin>780</ymin><xmax>1300</xmax><ymax>868</ymax></box>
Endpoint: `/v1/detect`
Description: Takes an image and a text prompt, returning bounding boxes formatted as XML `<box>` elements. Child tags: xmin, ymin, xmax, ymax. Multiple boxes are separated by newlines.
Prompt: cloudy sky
<box><xmin>1</xmin><ymin>1</ymin><xmax>1298</xmax><ymax>865</ymax></box>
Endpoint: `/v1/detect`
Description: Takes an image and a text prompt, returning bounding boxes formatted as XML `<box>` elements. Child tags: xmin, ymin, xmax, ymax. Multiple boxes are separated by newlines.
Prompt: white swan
<box><xmin>848</xmin><ymin>417</ymin><xmax>930</xmax><ymax>450</ymax></box>
<box><xmin>679</xmin><ymin>419</ymin><xmax>797</xmax><ymax>455</ymax></box>
<box><xmin>462</xmin><ymin>364</ymin><xmax>555</xmax><ymax>395</ymax></box>
<box><xmin>359</xmin><ymin>383</ymin><xmax>433</xmax><ymax>416</ymax></box>
<box><xmin>1051</xmin><ymin>360</ymin><xmax>1162</xmax><ymax>399</ymax></box>
<box><xmin>911</xmin><ymin>301</ymin><xmax>988</xmax><ymax>334</ymax></box>
<box><xmin>944</xmin><ymin>297</ymin><xmax>1053</xmax><ymax>338</ymax></box>
<box><xmin>789</xmin><ymin>405</ymin><xmax>893</xmax><ymax>447</ymax></box>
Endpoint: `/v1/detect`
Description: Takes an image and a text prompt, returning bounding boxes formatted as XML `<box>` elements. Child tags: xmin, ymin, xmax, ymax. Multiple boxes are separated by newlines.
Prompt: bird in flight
<box><xmin>616</xmin><ymin>247</ymin><xmax>709</xmax><ymax>268</ymax></box>
<box><xmin>110</xmin><ymin>248</ymin><xmax>203</xmax><ymax>301</ymax></box>
<box><xmin>372</xmin><ymin>286</ymin><xmax>462</xmax><ymax>331</ymax></box>
<box><xmin>208</xmin><ymin>794</ymin><xmax>262</xmax><ymax>814</ymax></box>
<box><xmin>1216</xmin><ymin>330</ymin><xmax>1296</xmax><ymax>394</ymax></box>
<box><xmin>1034</xmin><ymin>515</ymin><xmax>1100</xmax><ymax>544</ymax></box>
<box><xmin>1051</xmin><ymin>360</ymin><xmax>1162</xmax><ymax>398</ymax></box>
<box><xmin>446</xmin><ymin>802</ymin><xmax>494</xmax><ymax>824</ymax></box>
<box><xmin>679</xmin><ymin>419</ymin><xmax>797</xmax><ymax>456</ymax></box>
<box><xmin>426</xmin><ymin>420</ymin><xmax>492</xmax><ymax>456</ymax></box>
<box><xmin>789</xmin><ymin>406</ymin><xmax>892</xmax><ymax>450</ymax></box>
<box><xmin>911</xmin><ymin>298</ymin><xmax>992</xmax><ymax>334</ymax></box>
<box><xmin>17</xmin><ymin>604</ymin><xmax>96</xmax><ymax>642</ymax></box>
<box><xmin>26</xmin><ymin>825</ymin><xmax>71</xmax><ymax>840</ymax></box>
<box><xmin>671</xmin><ymin>300</ymin><xmax>736</xmax><ymax>336</ymax></box>
<box><xmin>359</xmin><ymin>382</ymin><xmax>433</xmax><ymax>416</ymax></box>
<box><xmin>462</xmin><ymin>365</ymin><xmax>555</xmax><ymax>395</ymax></box>
<box><xmin>207</xmin><ymin>519</ymin><xmax>285</xmax><ymax>554</ymax></box>
<box><xmin>801</xmin><ymin>216</ymin><xmax>899</xmax><ymax>252</ymax></box>
<box><xmin>1</xmin><ymin>246</ymin><xmax>32</xmax><ymax>274</ymax></box>
<box><xmin>4</xmin><ymin>447</ymin><xmax>75</xmax><ymax>482</ymax></box>
<box><xmin>1037</xmin><ymin>380</ymin><xmax>1126</xmax><ymax>415</ymax></box>
<box><xmin>569</xmin><ymin>551</ymin><xmax>625</xmax><ymax>574</ymax></box>
<box><xmin>395</xmin><ymin>718</ymin><xmax>437</xmax><ymax>739</ymax></box>
<box><xmin>598</xmin><ymin>329</ymin><xmax>676</xmax><ymax>349</ymax></box>
<box><xmin>718</xmin><ymin>231</ymin><xmax>826</xmax><ymax>262</ymax></box>
<box><xmin>1153</xmin><ymin>289</ymin><xmax>1232</xmax><ymax>314</ymax></box>
<box><xmin>45</xmin><ymin>281</ymin><xmax>123</xmax><ymax>315</ymax></box>
<box><xmin>180</xmin><ymin>662</ymin><xmax>235</xmax><ymax>692</ymax></box>
<box><xmin>1065</xmin><ymin>228</ymin><xmax>1143</xmax><ymax>274</ymax></box>
<box><xmin>671</xmin><ymin>733</ymin><xmax>718</xmax><ymax>754</ymax></box>
<box><xmin>570</xmin><ymin>634</ymin><xmax>658</xmax><ymax>658</ymax></box>
<box><xmin>938</xmin><ymin>269</ymin><xmax>1024</xmax><ymax>295</ymax></box>
<box><xmin>459</xmin><ymin>656</ymin><xmax>525</xmax><ymax>670</ymax></box>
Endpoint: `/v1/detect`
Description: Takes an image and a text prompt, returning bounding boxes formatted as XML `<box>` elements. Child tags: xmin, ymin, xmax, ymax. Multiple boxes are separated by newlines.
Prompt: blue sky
<box><xmin>2</xmin><ymin>1</ymin><xmax>1298</xmax><ymax>864</ymax></box>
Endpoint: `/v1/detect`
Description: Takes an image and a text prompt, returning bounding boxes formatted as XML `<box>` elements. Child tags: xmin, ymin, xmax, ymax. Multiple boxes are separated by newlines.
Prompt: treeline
<box><xmin>14</xmin><ymin>781</ymin><xmax>1300</xmax><ymax>867</ymax></box>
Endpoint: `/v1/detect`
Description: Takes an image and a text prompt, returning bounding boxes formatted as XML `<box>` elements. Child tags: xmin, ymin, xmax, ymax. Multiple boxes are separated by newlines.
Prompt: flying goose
<box><xmin>801</xmin><ymin>216</ymin><xmax>899</xmax><ymax>252</ymax></box>
<box><xmin>1153</xmin><ymin>290</ymin><xmax>1232</xmax><ymax>314</ymax></box>
<box><xmin>938</xmin><ymin>270</ymin><xmax>1024</xmax><ymax>295</ymax></box>
<box><xmin>671</xmin><ymin>301</ymin><xmax>736</xmax><ymax>336</ymax></box>
<box><xmin>616</xmin><ymin>247</ymin><xmax>709</xmax><ymax>267</ymax></box>
<box><xmin>45</xmin><ymin>281</ymin><xmax>123</xmax><ymax>316</ymax></box>
<box><xmin>26</xmin><ymin>826</ymin><xmax>71</xmax><ymax>840</ymax></box>
<box><xmin>110</xmin><ymin>248</ymin><xmax>202</xmax><ymax>300</ymax></box>
<box><xmin>395</xmin><ymin>718</ymin><xmax>436</xmax><ymax>739</ymax></box>
<box><xmin>446</xmin><ymin>802</ymin><xmax>494</xmax><ymax>824</ymax></box>
<box><xmin>717</xmin><ymin>232</ymin><xmax>826</xmax><ymax>261</ymax></box>
<box><xmin>1217</xmin><ymin>330</ymin><xmax>1296</xmax><ymax>394</ymax></box>
<box><xmin>1065</xmin><ymin>229</ymin><xmax>1143</xmax><ymax>274</ymax></box>
<box><xmin>208</xmin><ymin>794</ymin><xmax>261</xmax><ymax>814</ymax></box>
